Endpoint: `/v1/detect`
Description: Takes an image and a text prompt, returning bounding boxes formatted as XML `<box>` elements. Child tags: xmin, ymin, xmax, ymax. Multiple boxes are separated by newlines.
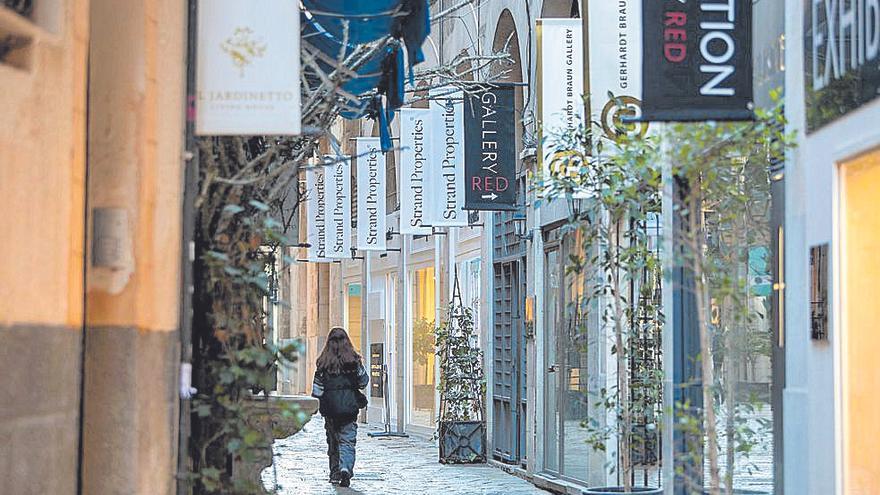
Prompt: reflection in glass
<box><xmin>346</xmin><ymin>283</ymin><xmax>362</xmax><ymax>351</ymax></box>
<box><xmin>701</xmin><ymin>155</ymin><xmax>775</xmax><ymax>493</ymax></box>
<box><xmin>410</xmin><ymin>267</ymin><xmax>436</xmax><ymax>427</ymax></box>
<box><xmin>544</xmin><ymin>248</ymin><xmax>560</xmax><ymax>473</ymax></box>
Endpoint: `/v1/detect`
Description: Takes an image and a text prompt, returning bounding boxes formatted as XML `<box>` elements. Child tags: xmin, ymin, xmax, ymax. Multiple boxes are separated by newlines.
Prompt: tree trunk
<box><xmin>611</xmin><ymin>220</ymin><xmax>632</xmax><ymax>492</ymax></box>
<box><xmin>689</xmin><ymin>194</ymin><xmax>721</xmax><ymax>495</ymax></box>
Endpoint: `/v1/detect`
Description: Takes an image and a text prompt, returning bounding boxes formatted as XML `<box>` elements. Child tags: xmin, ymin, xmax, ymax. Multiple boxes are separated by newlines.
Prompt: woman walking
<box><xmin>311</xmin><ymin>327</ymin><xmax>369</xmax><ymax>487</ymax></box>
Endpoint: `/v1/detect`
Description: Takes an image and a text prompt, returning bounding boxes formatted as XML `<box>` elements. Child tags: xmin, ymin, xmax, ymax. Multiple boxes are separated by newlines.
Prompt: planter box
<box><xmin>231</xmin><ymin>394</ymin><xmax>319</xmax><ymax>490</ymax></box>
<box><xmin>438</xmin><ymin>420</ymin><xmax>486</xmax><ymax>464</ymax></box>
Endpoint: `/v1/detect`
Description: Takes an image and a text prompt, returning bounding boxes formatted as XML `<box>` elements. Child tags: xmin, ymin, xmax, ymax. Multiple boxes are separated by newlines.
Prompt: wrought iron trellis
<box><xmin>628</xmin><ymin>212</ymin><xmax>664</xmax><ymax>473</ymax></box>
<box><xmin>437</xmin><ymin>269</ymin><xmax>486</xmax><ymax>464</ymax></box>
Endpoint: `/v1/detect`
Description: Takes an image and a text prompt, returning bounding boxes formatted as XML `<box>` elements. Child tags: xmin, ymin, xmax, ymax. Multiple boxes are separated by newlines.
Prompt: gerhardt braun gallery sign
<box><xmin>588</xmin><ymin>0</ymin><xmax>649</xmax><ymax>142</ymax></box>
<box><xmin>399</xmin><ymin>108</ymin><xmax>434</xmax><ymax>235</ymax></box>
<box><xmin>196</xmin><ymin>0</ymin><xmax>301</xmax><ymax>135</ymax></box>
<box><xmin>325</xmin><ymin>156</ymin><xmax>352</xmax><ymax>259</ymax></box>
<box><xmin>355</xmin><ymin>138</ymin><xmax>387</xmax><ymax>251</ymax></box>
<box><xmin>642</xmin><ymin>0</ymin><xmax>754</xmax><ymax>121</ymax></box>
<box><xmin>464</xmin><ymin>84</ymin><xmax>517</xmax><ymax>211</ymax></box>
<box><xmin>537</xmin><ymin>18</ymin><xmax>585</xmax><ymax>178</ymax></box>
<box><xmin>305</xmin><ymin>165</ymin><xmax>329</xmax><ymax>262</ymax></box>
<box><xmin>805</xmin><ymin>0</ymin><xmax>880</xmax><ymax>131</ymax></box>
<box><xmin>429</xmin><ymin>89</ymin><xmax>469</xmax><ymax>225</ymax></box>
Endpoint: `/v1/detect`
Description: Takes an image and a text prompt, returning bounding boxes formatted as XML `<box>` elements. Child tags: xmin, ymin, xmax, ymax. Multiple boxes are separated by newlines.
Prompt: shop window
<box><xmin>410</xmin><ymin>266</ymin><xmax>435</xmax><ymax>427</ymax></box>
<box><xmin>346</xmin><ymin>283</ymin><xmax>362</xmax><ymax>351</ymax></box>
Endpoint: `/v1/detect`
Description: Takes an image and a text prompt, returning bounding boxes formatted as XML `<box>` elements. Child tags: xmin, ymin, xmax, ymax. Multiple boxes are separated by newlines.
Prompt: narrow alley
<box><xmin>263</xmin><ymin>417</ymin><xmax>550</xmax><ymax>495</ymax></box>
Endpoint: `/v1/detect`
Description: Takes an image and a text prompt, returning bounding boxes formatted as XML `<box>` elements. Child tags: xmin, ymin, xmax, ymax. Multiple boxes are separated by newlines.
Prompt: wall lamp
<box><xmin>512</xmin><ymin>210</ymin><xmax>533</xmax><ymax>242</ymax></box>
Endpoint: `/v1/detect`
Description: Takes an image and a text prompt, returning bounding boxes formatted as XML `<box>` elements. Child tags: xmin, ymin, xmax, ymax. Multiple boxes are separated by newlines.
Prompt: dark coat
<box><xmin>313</xmin><ymin>363</ymin><xmax>369</xmax><ymax>422</ymax></box>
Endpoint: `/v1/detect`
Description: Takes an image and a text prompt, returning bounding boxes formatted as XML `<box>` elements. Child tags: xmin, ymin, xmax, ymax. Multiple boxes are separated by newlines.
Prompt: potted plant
<box><xmin>434</xmin><ymin>272</ymin><xmax>487</xmax><ymax>464</ymax></box>
<box><xmin>542</xmin><ymin>105</ymin><xmax>663</xmax><ymax>495</ymax></box>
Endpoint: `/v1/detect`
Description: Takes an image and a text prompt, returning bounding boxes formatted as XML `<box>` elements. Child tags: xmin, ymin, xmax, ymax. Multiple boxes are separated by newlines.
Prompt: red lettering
<box><xmin>663</xmin><ymin>12</ymin><xmax>688</xmax><ymax>63</ymax></box>
<box><xmin>665</xmin><ymin>44</ymin><xmax>687</xmax><ymax>63</ymax></box>
<box><xmin>471</xmin><ymin>176</ymin><xmax>483</xmax><ymax>191</ymax></box>
<box><xmin>664</xmin><ymin>12</ymin><xmax>687</xmax><ymax>26</ymax></box>
<box><xmin>665</xmin><ymin>28</ymin><xmax>686</xmax><ymax>42</ymax></box>
<box><xmin>496</xmin><ymin>176</ymin><xmax>509</xmax><ymax>192</ymax></box>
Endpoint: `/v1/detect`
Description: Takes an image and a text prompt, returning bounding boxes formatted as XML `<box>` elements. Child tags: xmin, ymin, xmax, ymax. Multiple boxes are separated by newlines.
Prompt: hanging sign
<box><xmin>195</xmin><ymin>0</ymin><xmax>301</xmax><ymax>135</ymax></box>
<box><xmin>399</xmin><ymin>108</ymin><xmax>434</xmax><ymax>235</ymax></box>
<box><xmin>305</xmin><ymin>165</ymin><xmax>329</xmax><ymax>262</ymax></box>
<box><xmin>356</xmin><ymin>138</ymin><xmax>387</xmax><ymax>251</ymax></box>
<box><xmin>537</xmin><ymin>19</ymin><xmax>585</xmax><ymax>178</ymax></box>
<box><xmin>641</xmin><ymin>0</ymin><xmax>754</xmax><ymax>121</ymax></box>
<box><xmin>588</xmin><ymin>2</ymin><xmax>649</xmax><ymax>143</ymax></box>
<box><xmin>804</xmin><ymin>0</ymin><xmax>880</xmax><ymax>131</ymax></box>
<box><xmin>428</xmin><ymin>88</ymin><xmax>468</xmax><ymax>225</ymax></box>
<box><xmin>325</xmin><ymin>156</ymin><xmax>352</xmax><ymax>259</ymax></box>
<box><xmin>463</xmin><ymin>84</ymin><xmax>517</xmax><ymax>211</ymax></box>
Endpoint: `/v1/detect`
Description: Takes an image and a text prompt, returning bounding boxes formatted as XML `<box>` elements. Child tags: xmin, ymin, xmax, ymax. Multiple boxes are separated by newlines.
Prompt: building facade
<box><xmin>0</xmin><ymin>0</ymin><xmax>188</xmax><ymax>493</ymax></box>
<box><xmin>277</xmin><ymin>0</ymin><xmax>880</xmax><ymax>494</ymax></box>
<box><xmin>784</xmin><ymin>0</ymin><xmax>880</xmax><ymax>492</ymax></box>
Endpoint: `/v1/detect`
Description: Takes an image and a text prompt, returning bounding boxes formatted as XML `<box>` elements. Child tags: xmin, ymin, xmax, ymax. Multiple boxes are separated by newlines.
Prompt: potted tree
<box><xmin>542</xmin><ymin>108</ymin><xmax>663</xmax><ymax>495</ymax></box>
<box><xmin>435</xmin><ymin>272</ymin><xmax>487</xmax><ymax>464</ymax></box>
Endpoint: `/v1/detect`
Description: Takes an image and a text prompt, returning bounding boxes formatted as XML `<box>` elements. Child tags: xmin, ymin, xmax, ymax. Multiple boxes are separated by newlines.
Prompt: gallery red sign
<box><xmin>463</xmin><ymin>84</ymin><xmax>517</xmax><ymax>211</ymax></box>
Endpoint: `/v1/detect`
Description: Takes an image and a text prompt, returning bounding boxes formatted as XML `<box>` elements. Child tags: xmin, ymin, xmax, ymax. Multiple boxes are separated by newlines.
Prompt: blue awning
<box><xmin>301</xmin><ymin>0</ymin><xmax>430</xmax><ymax>150</ymax></box>
<box><xmin>302</xmin><ymin>0</ymin><xmax>402</xmax><ymax>45</ymax></box>
<box><xmin>301</xmin><ymin>15</ymin><xmax>387</xmax><ymax>97</ymax></box>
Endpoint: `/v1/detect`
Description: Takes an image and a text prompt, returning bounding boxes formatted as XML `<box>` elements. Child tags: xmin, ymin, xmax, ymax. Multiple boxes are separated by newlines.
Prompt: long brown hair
<box><xmin>316</xmin><ymin>327</ymin><xmax>362</xmax><ymax>374</ymax></box>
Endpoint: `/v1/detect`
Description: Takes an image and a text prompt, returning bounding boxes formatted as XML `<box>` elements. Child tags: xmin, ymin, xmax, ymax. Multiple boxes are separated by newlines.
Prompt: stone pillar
<box><xmin>80</xmin><ymin>0</ymin><xmax>187</xmax><ymax>493</ymax></box>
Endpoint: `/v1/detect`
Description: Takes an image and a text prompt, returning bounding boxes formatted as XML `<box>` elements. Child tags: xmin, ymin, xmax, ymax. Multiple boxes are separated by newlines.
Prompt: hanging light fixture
<box><xmin>512</xmin><ymin>208</ymin><xmax>532</xmax><ymax>242</ymax></box>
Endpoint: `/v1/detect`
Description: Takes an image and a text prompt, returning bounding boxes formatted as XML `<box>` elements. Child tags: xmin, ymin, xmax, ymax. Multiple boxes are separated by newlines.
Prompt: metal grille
<box><xmin>492</xmin><ymin>260</ymin><xmax>526</xmax><ymax>462</ymax></box>
<box><xmin>493</xmin><ymin>211</ymin><xmax>520</xmax><ymax>258</ymax></box>
<box><xmin>3</xmin><ymin>0</ymin><xmax>32</xmax><ymax>17</ymax></box>
<box><xmin>628</xmin><ymin>213</ymin><xmax>663</xmax><ymax>468</ymax></box>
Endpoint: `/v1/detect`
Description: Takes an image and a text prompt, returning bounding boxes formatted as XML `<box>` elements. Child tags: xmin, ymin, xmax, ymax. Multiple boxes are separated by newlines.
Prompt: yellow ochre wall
<box><xmin>841</xmin><ymin>149</ymin><xmax>880</xmax><ymax>494</ymax></box>
<box><xmin>0</xmin><ymin>2</ymin><xmax>90</xmax><ymax>493</ymax></box>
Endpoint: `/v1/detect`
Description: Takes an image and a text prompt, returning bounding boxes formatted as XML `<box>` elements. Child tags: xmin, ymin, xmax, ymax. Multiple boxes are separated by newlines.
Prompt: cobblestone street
<box><xmin>263</xmin><ymin>416</ymin><xmax>551</xmax><ymax>495</ymax></box>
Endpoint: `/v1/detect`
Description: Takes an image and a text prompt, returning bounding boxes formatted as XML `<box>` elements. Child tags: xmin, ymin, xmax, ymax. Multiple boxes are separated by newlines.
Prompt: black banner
<box><xmin>464</xmin><ymin>84</ymin><xmax>517</xmax><ymax>211</ymax></box>
<box><xmin>642</xmin><ymin>0</ymin><xmax>754</xmax><ymax>121</ymax></box>
<box><xmin>804</xmin><ymin>0</ymin><xmax>880</xmax><ymax>132</ymax></box>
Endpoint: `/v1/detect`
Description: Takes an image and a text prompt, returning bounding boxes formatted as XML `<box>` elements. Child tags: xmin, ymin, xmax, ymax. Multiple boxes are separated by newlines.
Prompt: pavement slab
<box><xmin>263</xmin><ymin>416</ymin><xmax>552</xmax><ymax>495</ymax></box>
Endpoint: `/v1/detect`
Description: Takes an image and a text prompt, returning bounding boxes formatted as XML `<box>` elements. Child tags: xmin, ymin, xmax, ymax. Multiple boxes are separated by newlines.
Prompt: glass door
<box><xmin>385</xmin><ymin>273</ymin><xmax>398</xmax><ymax>425</ymax></box>
<box><xmin>544</xmin><ymin>246</ymin><xmax>561</xmax><ymax>473</ymax></box>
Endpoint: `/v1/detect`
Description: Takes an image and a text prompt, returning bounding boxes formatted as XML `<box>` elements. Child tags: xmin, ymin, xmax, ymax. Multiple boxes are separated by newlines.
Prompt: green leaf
<box><xmin>249</xmin><ymin>200</ymin><xmax>270</xmax><ymax>212</ymax></box>
<box><xmin>223</xmin><ymin>204</ymin><xmax>245</xmax><ymax>215</ymax></box>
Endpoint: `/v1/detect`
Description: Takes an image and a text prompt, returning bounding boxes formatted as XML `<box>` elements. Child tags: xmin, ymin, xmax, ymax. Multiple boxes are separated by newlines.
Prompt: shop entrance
<box><xmin>492</xmin><ymin>259</ymin><xmax>526</xmax><ymax>463</ymax></box>
<box><xmin>840</xmin><ymin>149</ymin><xmax>880</xmax><ymax>492</ymax></box>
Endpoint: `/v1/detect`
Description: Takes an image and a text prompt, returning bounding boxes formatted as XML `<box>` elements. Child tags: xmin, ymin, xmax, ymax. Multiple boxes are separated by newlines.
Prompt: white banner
<box><xmin>428</xmin><ymin>89</ymin><xmax>468</xmax><ymax>226</ymax></box>
<box><xmin>356</xmin><ymin>138</ymin><xmax>387</xmax><ymax>251</ymax></box>
<box><xmin>588</xmin><ymin>0</ymin><xmax>648</xmax><ymax>142</ymax></box>
<box><xmin>305</xmin><ymin>165</ymin><xmax>329</xmax><ymax>262</ymax></box>
<box><xmin>196</xmin><ymin>0</ymin><xmax>301</xmax><ymax>135</ymax></box>
<box><xmin>399</xmin><ymin>108</ymin><xmax>433</xmax><ymax>235</ymax></box>
<box><xmin>537</xmin><ymin>18</ymin><xmax>585</xmax><ymax>177</ymax></box>
<box><xmin>325</xmin><ymin>157</ymin><xmax>353</xmax><ymax>259</ymax></box>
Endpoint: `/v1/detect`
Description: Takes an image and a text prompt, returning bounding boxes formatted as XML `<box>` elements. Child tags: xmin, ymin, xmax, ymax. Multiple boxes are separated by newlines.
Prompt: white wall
<box><xmin>784</xmin><ymin>1</ymin><xmax>880</xmax><ymax>493</ymax></box>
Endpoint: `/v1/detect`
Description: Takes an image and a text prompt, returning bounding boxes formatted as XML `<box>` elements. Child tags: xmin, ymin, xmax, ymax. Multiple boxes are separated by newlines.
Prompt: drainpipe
<box><xmin>177</xmin><ymin>0</ymin><xmax>198</xmax><ymax>492</ymax></box>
